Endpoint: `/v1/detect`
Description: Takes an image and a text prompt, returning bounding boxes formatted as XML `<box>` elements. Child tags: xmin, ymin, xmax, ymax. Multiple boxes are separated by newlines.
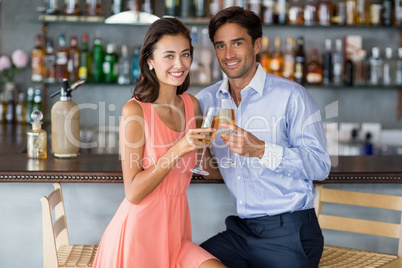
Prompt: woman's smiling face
<box><xmin>148</xmin><ymin>34</ymin><xmax>192</xmax><ymax>89</ymax></box>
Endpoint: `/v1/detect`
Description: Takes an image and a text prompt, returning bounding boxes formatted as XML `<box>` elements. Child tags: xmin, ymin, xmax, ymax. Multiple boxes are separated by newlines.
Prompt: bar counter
<box><xmin>2</xmin><ymin>125</ymin><xmax>402</xmax><ymax>268</ymax></box>
<box><xmin>1</xmin><ymin>124</ymin><xmax>402</xmax><ymax>183</ymax></box>
<box><xmin>1</xmin><ymin>153</ymin><xmax>402</xmax><ymax>184</ymax></box>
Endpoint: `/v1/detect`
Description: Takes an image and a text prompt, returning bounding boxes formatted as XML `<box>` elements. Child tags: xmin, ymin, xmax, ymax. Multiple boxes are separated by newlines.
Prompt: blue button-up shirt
<box><xmin>196</xmin><ymin>64</ymin><xmax>331</xmax><ymax>218</ymax></box>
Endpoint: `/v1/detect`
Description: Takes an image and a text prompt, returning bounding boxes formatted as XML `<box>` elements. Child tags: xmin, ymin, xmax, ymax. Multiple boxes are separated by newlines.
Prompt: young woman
<box><xmin>92</xmin><ymin>18</ymin><xmax>226</xmax><ymax>268</ymax></box>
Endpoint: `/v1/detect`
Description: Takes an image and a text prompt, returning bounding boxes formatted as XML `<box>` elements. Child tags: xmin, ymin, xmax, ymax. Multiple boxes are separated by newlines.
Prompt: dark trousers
<box><xmin>200</xmin><ymin>208</ymin><xmax>323</xmax><ymax>268</ymax></box>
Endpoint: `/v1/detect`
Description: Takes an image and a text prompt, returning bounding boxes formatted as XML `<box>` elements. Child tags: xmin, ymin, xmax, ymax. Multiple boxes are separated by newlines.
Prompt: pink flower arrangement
<box><xmin>0</xmin><ymin>49</ymin><xmax>29</xmax><ymax>84</ymax></box>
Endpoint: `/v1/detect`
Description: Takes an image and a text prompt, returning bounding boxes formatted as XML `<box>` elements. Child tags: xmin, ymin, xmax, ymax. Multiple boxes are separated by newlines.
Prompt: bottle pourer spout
<box><xmin>50</xmin><ymin>78</ymin><xmax>86</xmax><ymax>98</ymax></box>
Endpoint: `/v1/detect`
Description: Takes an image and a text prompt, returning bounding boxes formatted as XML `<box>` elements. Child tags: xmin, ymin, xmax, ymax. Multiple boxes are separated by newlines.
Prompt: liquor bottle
<box><xmin>0</xmin><ymin>93</ymin><xmax>5</xmax><ymax>124</ymax></box>
<box><xmin>5</xmin><ymin>88</ymin><xmax>15</xmax><ymax>124</ymax></box>
<box><xmin>282</xmin><ymin>37</ymin><xmax>295</xmax><ymax>81</ymax></box>
<box><xmin>165</xmin><ymin>0</ymin><xmax>180</xmax><ymax>16</ymax></box>
<box><xmin>294</xmin><ymin>37</ymin><xmax>306</xmax><ymax>85</ymax></box>
<box><xmin>396</xmin><ymin>0</ymin><xmax>402</xmax><ymax>26</ymax></box>
<box><xmin>79</xmin><ymin>33</ymin><xmax>91</xmax><ymax>81</ymax></box>
<box><xmin>356</xmin><ymin>0</ymin><xmax>370</xmax><ymax>25</ymax></box>
<box><xmin>132</xmin><ymin>45</ymin><xmax>141</xmax><ymax>83</ymax></box>
<box><xmin>112</xmin><ymin>0</ymin><xmax>122</xmax><ymax>14</ymax></box>
<box><xmin>248</xmin><ymin>0</ymin><xmax>262</xmax><ymax>17</ymax></box>
<box><xmin>322</xmin><ymin>39</ymin><xmax>332</xmax><ymax>86</ymax></box>
<box><xmin>86</xmin><ymin>0</ymin><xmax>102</xmax><ymax>16</ymax></box>
<box><xmin>344</xmin><ymin>52</ymin><xmax>354</xmax><ymax>86</ymax></box>
<box><xmin>355</xmin><ymin>49</ymin><xmax>367</xmax><ymax>85</ymax></box>
<box><xmin>258</xmin><ymin>36</ymin><xmax>271</xmax><ymax>73</ymax></box>
<box><xmin>25</xmin><ymin>87</ymin><xmax>35</xmax><ymax>123</ymax></box>
<box><xmin>363</xmin><ymin>132</ymin><xmax>373</xmax><ymax>155</ymax></box>
<box><xmin>368</xmin><ymin>47</ymin><xmax>384</xmax><ymax>86</ymax></box>
<box><xmin>211</xmin><ymin>51</ymin><xmax>223</xmax><ymax>82</ymax></box>
<box><xmin>306</xmin><ymin>48</ymin><xmax>323</xmax><ymax>85</ymax></box>
<box><xmin>118</xmin><ymin>44</ymin><xmax>131</xmax><ymax>85</ymax></box>
<box><xmin>92</xmin><ymin>33</ymin><xmax>104</xmax><ymax>83</ymax></box>
<box><xmin>32</xmin><ymin>88</ymin><xmax>44</xmax><ymax>116</ymax></box>
<box><xmin>126</xmin><ymin>0</ymin><xmax>141</xmax><ymax>11</ymax></box>
<box><xmin>396</xmin><ymin>48</ymin><xmax>402</xmax><ymax>85</ymax></box>
<box><xmin>197</xmin><ymin>28</ymin><xmax>213</xmax><ymax>84</ymax></box>
<box><xmin>304</xmin><ymin>0</ymin><xmax>318</xmax><ymax>25</ymax></box>
<box><xmin>345</xmin><ymin>0</ymin><xmax>356</xmax><ymax>25</ymax></box>
<box><xmin>15</xmin><ymin>93</ymin><xmax>27</xmax><ymax>124</ymax></box>
<box><xmin>383</xmin><ymin>47</ymin><xmax>395</xmax><ymax>85</ymax></box>
<box><xmin>209</xmin><ymin>0</ymin><xmax>222</xmax><ymax>17</ymax></box>
<box><xmin>43</xmin><ymin>39</ymin><xmax>57</xmax><ymax>83</ymax></box>
<box><xmin>332</xmin><ymin>1</ymin><xmax>346</xmax><ymax>25</ymax></box>
<box><xmin>68</xmin><ymin>35</ymin><xmax>80</xmax><ymax>82</ymax></box>
<box><xmin>332</xmin><ymin>39</ymin><xmax>343</xmax><ymax>86</ymax></box>
<box><xmin>190</xmin><ymin>26</ymin><xmax>201</xmax><ymax>84</ymax></box>
<box><xmin>343</xmin><ymin>128</ymin><xmax>363</xmax><ymax>155</ymax></box>
<box><xmin>270</xmin><ymin>37</ymin><xmax>283</xmax><ymax>77</ymax></box>
<box><xmin>262</xmin><ymin>0</ymin><xmax>274</xmax><ymax>24</ymax></box>
<box><xmin>142</xmin><ymin>0</ymin><xmax>153</xmax><ymax>13</ymax></box>
<box><xmin>194</xmin><ymin>0</ymin><xmax>206</xmax><ymax>17</ymax></box>
<box><xmin>288</xmin><ymin>0</ymin><xmax>304</xmax><ymax>25</ymax></box>
<box><xmin>370</xmin><ymin>0</ymin><xmax>382</xmax><ymax>26</ymax></box>
<box><xmin>317</xmin><ymin>1</ymin><xmax>331</xmax><ymax>26</ymax></box>
<box><xmin>273</xmin><ymin>0</ymin><xmax>287</xmax><ymax>24</ymax></box>
<box><xmin>223</xmin><ymin>0</ymin><xmax>234</xmax><ymax>9</ymax></box>
<box><xmin>31</xmin><ymin>34</ymin><xmax>44</xmax><ymax>82</ymax></box>
<box><xmin>234</xmin><ymin>0</ymin><xmax>247</xmax><ymax>7</ymax></box>
<box><xmin>381</xmin><ymin>0</ymin><xmax>393</xmax><ymax>26</ymax></box>
<box><xmin>103</xmin><ymin>43</ymin><xmax>118</xmax><ymax>83</ymax></box>
<box><xmin>27</xmin><ymin>110</ymin><xmax>47</xmax><ymax>159</ymax></box>
<box><xmin>65</xmin><ymin>0</ymin><xmax>80</xmax><ymax>15</ymax></box>
<box><xmin>45</xmin><ymin>0</ymin><xmax>60</xmax><ymax>15</ymax></box>
<box><xmin>56</xmin><ymin>34</ymin><xmax>69</xmax><ymax>82</ymax></box>
<box><xmin>181</xmin><ymin>0</ymin><xmax>194</xmax><ymax>18</ymax></box>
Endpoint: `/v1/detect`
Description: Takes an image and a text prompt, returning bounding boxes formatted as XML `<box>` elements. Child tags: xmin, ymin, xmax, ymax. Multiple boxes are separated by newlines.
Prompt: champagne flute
<box><xmin>190</xmin><ymin>106</ymin><xmax>219</xmax><ymax>176</ymax></box>
<box><xmin>219</xmin><ymin>98</ymin><xmax>237</xmax><ymax>168</ymax></box>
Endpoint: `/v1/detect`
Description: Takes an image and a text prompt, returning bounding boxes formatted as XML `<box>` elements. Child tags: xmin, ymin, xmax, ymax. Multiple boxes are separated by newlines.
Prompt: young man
<box><xmin>196</xmin><ymin>6</ymin><xmax>331</xmax><ymax>268</ymax></box>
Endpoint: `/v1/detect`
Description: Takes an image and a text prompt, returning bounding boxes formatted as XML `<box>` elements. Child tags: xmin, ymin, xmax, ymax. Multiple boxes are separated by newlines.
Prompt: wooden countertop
<box><xmin>1</xmin><ymin>124</ymin><xmax>402</xmax><ymax>183</ymax></box>
<box><xmin>0</xmin><ymin>153</ymin><xmax>401</xmax><ymax>183</ymax></box>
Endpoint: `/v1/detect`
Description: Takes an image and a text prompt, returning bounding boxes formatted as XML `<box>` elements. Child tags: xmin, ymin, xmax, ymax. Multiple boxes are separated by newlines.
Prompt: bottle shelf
<box><xmin>38</xmin><ymin>82</ymin><xmax>215</xmax><ymax>88</ymax></box>
<box><xmin>35</xmin><ymin>81</ymin><xmax>402</xmax><ymax>90</ymax></box>
<box><xmin>38</xmin><ymin>14</ymin><xmax>105</xmax><ymax>23</ymax></box>
<box><xmin>37</xmin><ymin>14</ymin><xmax>402</xmax><ymax>29</ymax></box>
<box><xmin>261</xmin><ymin>24</ymin><xmax>402</xmax><ymax>29</ymax></box>
<box><xmin>306</xmin><ymin>84</ymin><xmax>402</xmax><ymax>89</ymax></box>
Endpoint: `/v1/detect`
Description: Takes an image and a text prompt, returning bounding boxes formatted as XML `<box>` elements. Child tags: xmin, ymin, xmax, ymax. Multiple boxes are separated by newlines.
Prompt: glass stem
<box><xmin>198</xmin><ymin>147</ymin><xmax>207</xmax><ymax>170</ymax></box>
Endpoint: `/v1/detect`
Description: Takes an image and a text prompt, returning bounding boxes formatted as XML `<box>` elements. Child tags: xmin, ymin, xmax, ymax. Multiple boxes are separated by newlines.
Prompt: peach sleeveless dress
<box><xmin>93</xmin><ymin>93</ymin><xmax>216</xmax><ymax>268</ymax></box>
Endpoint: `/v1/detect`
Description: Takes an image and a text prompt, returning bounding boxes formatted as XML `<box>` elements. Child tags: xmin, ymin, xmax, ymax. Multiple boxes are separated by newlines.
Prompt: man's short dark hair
<box><xmin>208</xmin><ymin>6</ymin><xmax>263</xmax><ymax>45</ymax></box>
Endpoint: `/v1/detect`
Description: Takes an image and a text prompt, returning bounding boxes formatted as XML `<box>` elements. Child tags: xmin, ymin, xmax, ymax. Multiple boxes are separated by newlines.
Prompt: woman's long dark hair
<box><xmin>132</xmin><ymin>17</ymin><xmax>193</xmax><ymax>103</ymax></box>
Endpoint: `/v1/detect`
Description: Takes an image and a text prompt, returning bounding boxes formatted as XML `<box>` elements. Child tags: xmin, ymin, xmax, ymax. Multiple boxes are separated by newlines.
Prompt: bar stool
<box><xmin>40</xmin><ymin>183</ymin><xmax>98</xmax><ymax>267</ymax></box>
<box><xmin>315</xmin><ymin>184</ymin><xmax>402</xmax><ymax>267</ymax></box>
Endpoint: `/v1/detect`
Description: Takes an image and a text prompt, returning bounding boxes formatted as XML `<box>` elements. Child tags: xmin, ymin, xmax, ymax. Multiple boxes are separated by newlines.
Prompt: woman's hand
<box><xmin>173</xmin><ymin>127</ymin><xmax>216</xmax><ymax>157</ymax></box>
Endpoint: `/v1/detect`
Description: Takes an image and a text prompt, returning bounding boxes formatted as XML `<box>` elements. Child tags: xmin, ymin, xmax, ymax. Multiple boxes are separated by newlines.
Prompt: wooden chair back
<box><xmin>314</xmin><ymin>184</ymin><xmax>402</xmax><ymax>258</ymax></box>
<box><xmin>40</xmin><ymin>183</ymin><xmax>69</xmax><ymax>267</ymax></box>
<box><xmin>40</xmin><ymin>183</ymin><xmax>97</xmax><ymax>268</ymax></box>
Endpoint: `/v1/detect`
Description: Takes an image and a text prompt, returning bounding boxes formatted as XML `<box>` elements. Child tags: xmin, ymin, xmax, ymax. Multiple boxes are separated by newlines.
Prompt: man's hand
<box><xmin>220</xmin><ymin>123</ymin><xmax>265</xmax><ymax>159</ymax></box>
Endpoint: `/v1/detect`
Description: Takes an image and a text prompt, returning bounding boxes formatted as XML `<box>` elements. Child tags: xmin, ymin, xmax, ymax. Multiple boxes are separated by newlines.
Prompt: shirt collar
<box><xmin>216</xmin><ymin>63</ymin><xmax>266</xmax><ymax>98</ymax></box>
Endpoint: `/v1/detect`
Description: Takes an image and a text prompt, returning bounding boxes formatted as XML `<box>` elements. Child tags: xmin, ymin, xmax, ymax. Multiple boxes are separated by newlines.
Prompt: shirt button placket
<box><xmin>235</xmin><ymin>170</ymin><xmax>246</xmax><ymax>216</ymax></box>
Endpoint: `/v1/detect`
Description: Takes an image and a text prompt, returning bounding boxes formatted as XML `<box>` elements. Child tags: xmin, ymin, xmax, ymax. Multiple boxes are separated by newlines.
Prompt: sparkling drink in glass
<box><xmin>190</xmin><ymin>106</ymin><xmax>219</xmax><ymax>175</ymax></box>
<box><xmin>219</xmin><ymin>98</ymin><xmax>237</xmax><ymax>168</ymax></box>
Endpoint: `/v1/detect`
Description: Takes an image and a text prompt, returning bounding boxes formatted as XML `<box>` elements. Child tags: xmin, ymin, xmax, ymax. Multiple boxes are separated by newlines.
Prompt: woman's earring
<box><xmin>149</xmin><ymin>65</ymin><xmax>153</xmax><ymax>71</ymax></box>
